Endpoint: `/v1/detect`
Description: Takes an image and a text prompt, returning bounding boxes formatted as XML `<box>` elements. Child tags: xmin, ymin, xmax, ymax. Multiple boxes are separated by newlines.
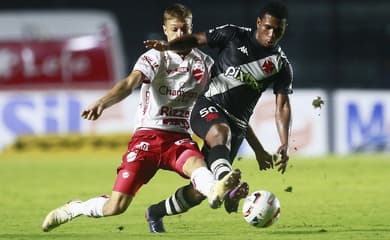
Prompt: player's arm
<box><xmin>81</xmin><ymin>71</ymin><xmax>144</xmax><ymax>121</ymax></box>
<box><xmin>144</xmin><ymin>32</ymin><xmax>208</xmax><ymax>51</ymax></box>
<box><xmin>246</xmin><ymin>125</ymin><xmax>274</xmax><ymax>171</ymax></box>
<box><xmin>274</xmin><ymin>93</ymin><xmax>291</xmax><ymax>174</ymax></box>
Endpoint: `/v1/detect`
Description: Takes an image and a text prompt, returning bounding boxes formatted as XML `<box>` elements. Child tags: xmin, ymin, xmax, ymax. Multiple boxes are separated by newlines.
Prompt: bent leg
<box><xmin>148</xmin><ymin>183</ymin><xmax>205</xmax><ymax>219</ymax></box>
<box><xmin>146</xmin><ymin>183</ymin><xmax>205</xmax><ymax>233</ymax></box>
<box><xmin>181</xmin><ymin>154</ymin><xmax>240</xmax><ymax>209</ymax></box>
<box><xmin>204</xmin><ymin>123</ymin><xmax>233</xmax><ymax>180</ymax></box>
<box><xmin>41</xmin><ymin>192</ymin><xmax>133</xmax><ymax>232</ymax></box>
<box><xmin>103</xmin><ymin>191</ymin><xmax>133</xmax><ymax>216</ymax></box>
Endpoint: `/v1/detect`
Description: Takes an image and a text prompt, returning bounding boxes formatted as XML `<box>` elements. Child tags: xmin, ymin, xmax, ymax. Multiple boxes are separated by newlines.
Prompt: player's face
<box><xmin>256</xmin><ymin>14</ymin><xmax>287</xmax><ymax>48</ymax></box>
<box><xmin>163</xmin><ymin>17</ymin><xmax>192</xmax><ymax>42</ymax></box>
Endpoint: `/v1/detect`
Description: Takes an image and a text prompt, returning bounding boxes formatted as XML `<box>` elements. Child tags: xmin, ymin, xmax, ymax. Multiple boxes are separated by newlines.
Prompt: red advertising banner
<box><xmin>0</xmin><ymin>34</ymin><xmax>114</xmax><ymax>86</ymax></box>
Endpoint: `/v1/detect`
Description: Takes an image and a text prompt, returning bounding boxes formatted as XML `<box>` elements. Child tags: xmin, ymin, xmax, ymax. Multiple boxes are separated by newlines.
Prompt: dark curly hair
<box><xmin>259</xmin><ymin>1</ymin><xmax>288</xmax><ymax>20</ymax></box>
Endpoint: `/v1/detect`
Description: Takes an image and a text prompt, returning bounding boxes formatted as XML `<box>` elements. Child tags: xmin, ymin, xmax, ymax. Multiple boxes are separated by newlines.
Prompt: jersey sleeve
<box><xmin>205</xmin><ymin>24</ymin><xmax>238</xmax><ymax>48</ymax></box>
<box><xmin>133</xmin><ymin>49</ymin><xmax>161</xmax><ymax>82</ymax></box>
<box><xmin>273</xmin><ymin>60</ymin><xmax>293</xmax><ymax>94</ymax></box>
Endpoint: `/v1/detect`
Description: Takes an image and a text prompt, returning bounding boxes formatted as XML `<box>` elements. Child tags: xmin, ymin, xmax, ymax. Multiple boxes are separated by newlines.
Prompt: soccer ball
<box><xmin>242</xmin><ymin>190</ymin><xmax>281</xmax><ymax>228</ymax></box>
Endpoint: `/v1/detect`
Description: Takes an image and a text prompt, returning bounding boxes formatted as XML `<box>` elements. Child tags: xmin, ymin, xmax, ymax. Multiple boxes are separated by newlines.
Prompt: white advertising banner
<box><xmin>334</xmin><ymin>90</ymin><xmax>390</xmax><ymax>154</ymax></box>
<box><xmin>238</xmin><ymin>89</ymin><xmax>329</xmax><ymax>157</ymax></box>
<box><xmin>0</xmin><ymin>90</ymin><xmax>138</xmax><ymax>150</ymax></box>
<box><xmin>2</xmin><ymin>89</ymin><xmax>389</xmax><ymax>155</ymax></box>
<box><xmin>0</xmin><ymin>89</ymin><xmax>329</xmax><ymax>155</ymax></box>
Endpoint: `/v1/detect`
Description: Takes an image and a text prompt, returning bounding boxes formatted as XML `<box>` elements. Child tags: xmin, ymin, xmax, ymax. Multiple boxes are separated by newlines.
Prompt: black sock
<box><xmin>207</xmin><ymin>145</ymin><xmax>232</xmax><ymax>180</ymax></box>
<box><xmin>148</xmin><ymin>184</ymin><xmax>205</xmax><ymax>219</ymax></box>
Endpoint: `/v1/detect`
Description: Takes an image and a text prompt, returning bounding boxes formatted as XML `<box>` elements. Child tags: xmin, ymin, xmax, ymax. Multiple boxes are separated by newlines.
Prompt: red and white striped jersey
<box><xmin>132</xmin><ymin>48</ymin><xmax>214</xmax><ymax>133</ymax></box>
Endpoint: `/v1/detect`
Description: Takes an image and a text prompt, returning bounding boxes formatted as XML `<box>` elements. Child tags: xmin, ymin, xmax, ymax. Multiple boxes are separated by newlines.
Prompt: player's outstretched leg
<box><xmin>42</xmin><ymin>200</ymin><xmax>82</xmax><ymax>232</ymax></box>
<box><xmin>145</xmin><ymin>207</ymin><xmax>166</xmax><ymax>233</ymax></box>
<box><xmin>223</xmin><ymin>182</ymin><xmax>249</xmax><ymax>213</ymax></box>
<box><xmin>209</xmin><ymin>169</ymin><xmax>241</xmax><ymax>209</ymax></box>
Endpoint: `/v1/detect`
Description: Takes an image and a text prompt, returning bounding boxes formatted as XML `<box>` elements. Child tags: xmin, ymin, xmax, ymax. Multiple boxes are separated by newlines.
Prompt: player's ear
<box><xmin>256</xmin><ymin>17</ymin><xmax>262</xmax><ymax>27</ymax></box>
<box><xmin>163</xmin><ymin>24</ymin><xmax>168</xmax><ymax>36</ymax></box>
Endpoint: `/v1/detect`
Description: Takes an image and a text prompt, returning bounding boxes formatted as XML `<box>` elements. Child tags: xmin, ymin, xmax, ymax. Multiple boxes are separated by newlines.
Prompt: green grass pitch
<box><xmin>1</xmin><ymin>150</ymin><xmax>390</xmax><ymax>240</ymax></box>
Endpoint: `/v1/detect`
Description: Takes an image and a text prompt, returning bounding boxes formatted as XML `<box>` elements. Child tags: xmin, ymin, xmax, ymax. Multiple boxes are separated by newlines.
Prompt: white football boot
<box><xmin>42</xmin><ymin>200</ymin><xmax>81</xmax><ymax>232</ymax></box>
<box><xmin>209</xmin><ymin>169</ymin><xmax>241</xmax><ymax>209</ymax></box>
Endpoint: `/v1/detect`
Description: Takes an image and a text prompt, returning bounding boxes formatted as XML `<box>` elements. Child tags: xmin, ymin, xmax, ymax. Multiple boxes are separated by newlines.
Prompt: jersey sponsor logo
<box><xmin>158</xmin><ymin>85</ymin><xmax>198</xmax><ymax>102</ymax></box>
<box><xmin>159</xmin><ymin>105</ymin><xmax>191</xmax><ymax>129</ymax></box>
<box><xmin>162</xmin><ymin>118</ymin><xmax>189</xmax><ymax>129</ymax></box>
<box><xmin>237</xmin><ymin>46</ymin><xmax>249</xmax><ymax>56</ymax></box>
<box><xmin>225</xmin><ymin>66</ymin><xmax>241</xmax><ymax>78</ymax></box>
<box><xmin>160</xmin><ymin>106</ymin><xmax>190</xmax><ymax>118</ymax></box>
<box><xmin>165</xmin><ymin>66</ymin><xmax>189</xmax><ymax>74</ymax></box>
<box><xmin>224</xmin><ymin>66</ymin><xmax>264</xmax><ymax>91</ymax></box>
<box><xmin>261</xmin><ymin>60</ymin><xmax>275</xmax><ymax>74</ymax></box>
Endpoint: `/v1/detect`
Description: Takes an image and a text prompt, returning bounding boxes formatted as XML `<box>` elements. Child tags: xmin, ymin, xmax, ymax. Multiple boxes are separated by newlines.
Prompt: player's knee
<box><xmin>206</xmin><ymin>123</ymin><xmax>230</xmax><ymax>146</ymax></box>
<box><xmin>103</xmin><ymin>195</ymin><xmax>132</xmax><ymax>216</ymax></box>
<box><xmin>179</xmin><ymin>150</ymin><xmax>205</xmax><ymax>176</ymax></box>
<box><xmin>105</xmin><ymin>203</ymin><xmax>129</xmax><ymax>216</ymax></box>
<box><xmin>182</xmin><ymin>156</ymin><xmax>206</xmax><ymax>174</ymax></box>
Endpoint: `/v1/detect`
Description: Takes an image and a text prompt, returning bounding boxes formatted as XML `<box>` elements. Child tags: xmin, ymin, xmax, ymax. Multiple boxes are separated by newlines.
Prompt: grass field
<box><xmin>1</xmin><ymin>150</ymin><xmax>390</xmax><ymax>240</ymax></box>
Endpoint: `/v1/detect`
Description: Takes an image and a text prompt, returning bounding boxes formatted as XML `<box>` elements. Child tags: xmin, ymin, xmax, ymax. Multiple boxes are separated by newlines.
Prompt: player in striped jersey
<box><xmin>145</xmin><ymin>0</ymin><xmax>292</xmax><ymax>231</ymax></box>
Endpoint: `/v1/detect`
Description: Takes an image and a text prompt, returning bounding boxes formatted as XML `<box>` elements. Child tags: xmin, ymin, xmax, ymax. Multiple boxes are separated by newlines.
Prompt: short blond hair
<box><xmin>163</xmin><ymin>3</ymin><xmax>192</xmax><ymax>24</ymax></box>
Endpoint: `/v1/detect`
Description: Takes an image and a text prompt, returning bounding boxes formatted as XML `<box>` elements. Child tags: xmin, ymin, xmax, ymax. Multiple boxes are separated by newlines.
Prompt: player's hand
<box><xmin>144</xmin><ymin>40</ymin><xmax>169</xmax><ymax>51</ymax></box>
<box><xmin>275</xmin><ymin>144</ymin><xmax>289</xmax><ymax>174</ymax></box>
<box><xmin>255</xmin><ymin>149</ymin><xmax>274</xmax><ymax>171</ymax></box>
<box><xmin>81</xmin><ymin>101</ymin><xmax>104</xmax><ymax>121</ymax></box>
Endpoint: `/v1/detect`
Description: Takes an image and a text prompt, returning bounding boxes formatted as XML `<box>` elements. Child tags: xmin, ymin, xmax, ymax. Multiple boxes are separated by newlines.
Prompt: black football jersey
<box><xmin>203</xmin><ymin>24</ymin><xmax>293</xmax><ymax>125</ymax></box>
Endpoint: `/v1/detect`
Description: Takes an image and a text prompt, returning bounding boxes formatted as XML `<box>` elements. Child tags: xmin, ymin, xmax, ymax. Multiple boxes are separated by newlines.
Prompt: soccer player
<box><xmin>41</xmin><ymin>3</ymin><xmax>243</xmax><ymax>233</ymax></box>
<box><xmin>144</xmin><ymin>0</ymin><xmax>292</xmax><ymax>231</ymax></box>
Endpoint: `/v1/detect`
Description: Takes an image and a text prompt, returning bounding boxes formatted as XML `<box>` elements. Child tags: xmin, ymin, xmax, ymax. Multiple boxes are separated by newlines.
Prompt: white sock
<box><xmin>69</xmin><ymin>196</ymin><xmax>109</xmax><ymax>218</ymax></box>
<box><xmin>190</xmin><ymin>167</ymin><xmax>215</xmax><ymax>198</ymax></box>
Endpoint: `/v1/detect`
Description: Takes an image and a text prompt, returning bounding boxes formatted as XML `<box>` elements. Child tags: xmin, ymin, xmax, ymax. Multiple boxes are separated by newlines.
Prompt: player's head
<box><xmin>256</xmin><ymin>1</ymin><xmax>288</xmax><ymax>48</ymax></box>
<box><xmin>163</xmin><ymin>3</ymin><xmax>193</xmax><ymax>42</ymax></box>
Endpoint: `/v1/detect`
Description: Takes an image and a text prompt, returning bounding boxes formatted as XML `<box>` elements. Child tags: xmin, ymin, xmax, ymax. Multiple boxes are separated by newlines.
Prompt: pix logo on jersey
<box><xmin>224</xmin><ymin>66</ymin><xmax>264</xmax><ymax>91</ymax></box>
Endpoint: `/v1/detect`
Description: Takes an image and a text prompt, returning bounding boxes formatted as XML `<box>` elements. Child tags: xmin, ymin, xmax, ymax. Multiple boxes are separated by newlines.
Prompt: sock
<box><xmin>148</xmin><ymin>184</ymin><xmax>204</xmax><ymax>219</ymax></box>
<box><xmin>69</xmin><ymin>195</ymin><xmax>109</xmax><ymax>218</ymax></box>
<box><xmin>208</xmin><ymin>145</ymin><xmax>232</xmax><ymax>180</ymax></box>
<box><xmin>190</xmin><ymin>166</ymin><xmax>215</xmax><ymax>198</ymax></box>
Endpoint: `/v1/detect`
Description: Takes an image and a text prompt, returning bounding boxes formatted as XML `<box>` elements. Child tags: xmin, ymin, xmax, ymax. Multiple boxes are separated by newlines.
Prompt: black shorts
<box><xmin>190</xmin><ymin>96</ymin><xmax>247</xmax><ymax>162</ymax></box>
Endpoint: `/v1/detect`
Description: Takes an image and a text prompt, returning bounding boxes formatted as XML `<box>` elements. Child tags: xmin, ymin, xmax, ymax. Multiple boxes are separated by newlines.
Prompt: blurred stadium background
<box><xmin>0</xmin><ymin>0</ymin><xmax>389</xmax><ymax>156</ymax></box>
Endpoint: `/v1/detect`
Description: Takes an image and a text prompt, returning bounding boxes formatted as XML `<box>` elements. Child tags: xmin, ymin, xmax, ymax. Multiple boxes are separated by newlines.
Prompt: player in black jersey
<box><xmin>144</xmin><ymin>1</ymin><xmax>291</xmax><ymax>232</ymax></box>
